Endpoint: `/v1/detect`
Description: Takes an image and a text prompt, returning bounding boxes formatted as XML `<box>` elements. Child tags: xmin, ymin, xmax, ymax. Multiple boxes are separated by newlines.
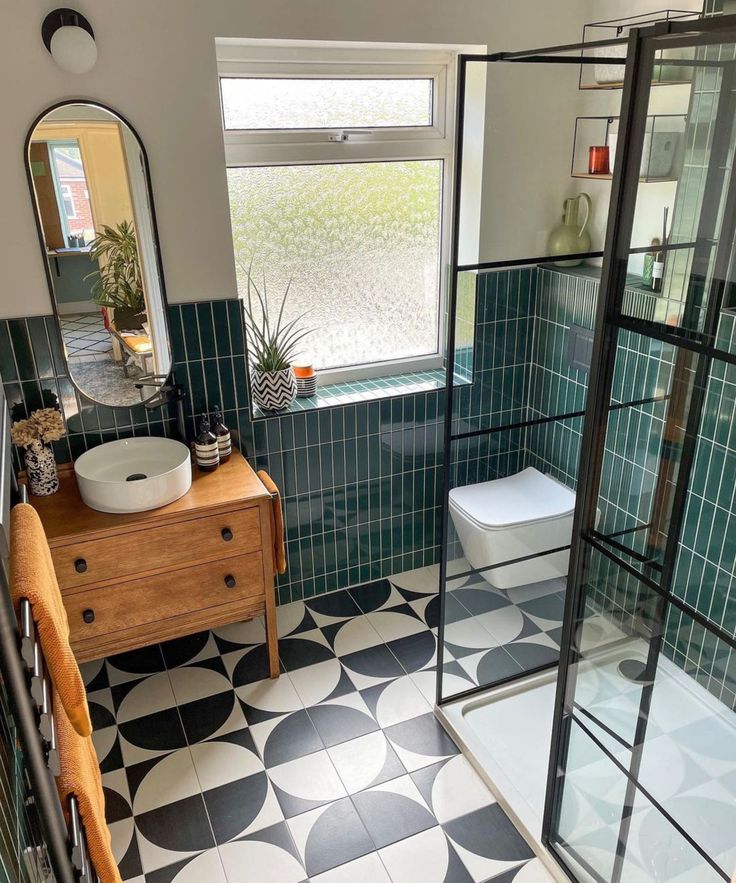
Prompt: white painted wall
<box><xmin>571</xmin><ymin>0</ymin><xmax>704</xmax><ymax>271</ymax></box>
<box><xmin>0</xmin><ymin>0</ymin><xmax>596</xmax><ymax>318</ymax></box>
<box><xmin>479</xmin><ymin>0</ymin><xmax>704</xmax><ymax>268</ymax></box>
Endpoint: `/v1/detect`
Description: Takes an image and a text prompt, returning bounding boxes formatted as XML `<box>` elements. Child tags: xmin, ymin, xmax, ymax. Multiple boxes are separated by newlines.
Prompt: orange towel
<box><xmin>9</xmin><ymin>504</ymin><xmax>92</xmax><ymax>738</ymax></box>
<box><xmin>53</xmin><ymin>686</ymin><xmax>122</xmax><ymax>883</ymax></box>
<box><xmin>257</xmin><ymin>471</ymin><xmax>287</xmax><ymax>575</ymax></box>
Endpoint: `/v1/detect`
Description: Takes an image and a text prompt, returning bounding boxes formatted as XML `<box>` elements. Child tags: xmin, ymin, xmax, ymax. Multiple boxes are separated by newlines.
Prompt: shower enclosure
<box><xmin>436</xmin><ymin>13</ymin><xmax>736</xmax><ymax>883</ymax></box>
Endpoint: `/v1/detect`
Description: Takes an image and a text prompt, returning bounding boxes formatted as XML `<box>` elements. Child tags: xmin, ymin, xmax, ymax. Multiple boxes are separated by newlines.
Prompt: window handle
<box><xmin>327</xmin><ymin>129</ymin><xmax>371</xmax><ymax>142</ymax></box>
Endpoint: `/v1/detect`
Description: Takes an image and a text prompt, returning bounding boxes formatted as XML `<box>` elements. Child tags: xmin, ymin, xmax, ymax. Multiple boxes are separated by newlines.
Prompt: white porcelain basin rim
<box><xmin>75</xmin><ymin>437</ymin><xmax>190</xmax><ymax>483</ymax></box>
<box><xmin>74</xmin><ymin>438</ymin><xmax>192</xmax><ymax>514</ymax></box>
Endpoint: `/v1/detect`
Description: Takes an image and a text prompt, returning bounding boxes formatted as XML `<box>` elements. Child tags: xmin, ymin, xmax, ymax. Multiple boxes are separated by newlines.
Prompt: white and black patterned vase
<box><xmin>251</xmin><ymin>367</ymin><xmax>297</xmax><ymax>412</ymax></box>
<box><xmin>24</xmin><ymin>440</ymin><xmax>59</xmax><ymax>496</ymax></box>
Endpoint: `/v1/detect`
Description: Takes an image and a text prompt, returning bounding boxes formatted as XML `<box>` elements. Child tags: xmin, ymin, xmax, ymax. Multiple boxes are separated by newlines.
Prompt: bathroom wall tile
<box><xmin>26</xmin><ymin>317</ymin><xmax>54</xmax><ymax>380</ymax></box>
<box><xmin>8</xmin><ymin>319</ymin><xmax>36</xmax><ymax>382</ymax></box>
<box><xmin>525</xmin><ymin>267</ymin><xmax>736</xmax><ymax>711</ymax></box>
<box><xmin>0</xmin><ymin>322</ymin><xmax>17</xmax><ymax>381</ymax></box>
<box><xmin>4</xmin><ymin>256</ymin><xmax>733</xmax><ymax>686</ymax></box>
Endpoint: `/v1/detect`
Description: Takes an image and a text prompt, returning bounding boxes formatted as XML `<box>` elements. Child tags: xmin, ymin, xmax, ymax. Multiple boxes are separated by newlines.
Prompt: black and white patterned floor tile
<box><xmin>60</xmin><ymin>313</ymin><xmax>112</xmax><ymax>358</ymax></box>
<box><xmin>81</xmin><ymin>565</ymin><xmax>559</xmax><ymax>883</ymax></box>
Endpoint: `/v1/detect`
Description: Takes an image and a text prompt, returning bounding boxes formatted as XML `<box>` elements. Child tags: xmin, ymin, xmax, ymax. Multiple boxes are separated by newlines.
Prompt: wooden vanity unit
<box><xmin>28</xmin><ymin>450</ymin><xmax>279</xmax><ymax>674</ymax></box>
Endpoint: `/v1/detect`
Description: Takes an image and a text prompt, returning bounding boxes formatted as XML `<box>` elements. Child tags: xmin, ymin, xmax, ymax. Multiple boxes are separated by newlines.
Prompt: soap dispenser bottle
<box><xmin>194</xmin><ymin>416</ymin><xmax>219</xmax><ymax>472</ymax></box>
<box><xmin>211</xmin><ymin>405</ymin><xmax>232</xmax><ymax>463</ymax></box>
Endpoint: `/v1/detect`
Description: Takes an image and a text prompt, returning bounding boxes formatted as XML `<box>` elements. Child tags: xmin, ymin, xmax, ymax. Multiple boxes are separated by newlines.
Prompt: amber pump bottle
<box><xmin>194</xmin><ymin>416</ymin><xmax>219</xmax><ymax>472</ymax></box>
<box><xmin>211</xmin><ymin>406</ymin><xmax>232</xmax><ymax>463</ymax></box>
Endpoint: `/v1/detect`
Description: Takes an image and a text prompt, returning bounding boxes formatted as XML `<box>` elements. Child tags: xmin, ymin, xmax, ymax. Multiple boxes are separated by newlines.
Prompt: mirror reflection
<box><xmin>27</xmin><ymin>102</ymin><xmax>171</xmax><ymax>407</ymax></box>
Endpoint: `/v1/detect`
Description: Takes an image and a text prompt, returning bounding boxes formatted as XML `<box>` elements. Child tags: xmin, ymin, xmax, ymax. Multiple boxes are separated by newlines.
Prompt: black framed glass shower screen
<box><xmin>435</xmin><ymin>42</ymin><xmax>628</xmax><ymax>707</ymax></box>
<box><xmin>544</xmin><ymin>16</ymin><xmax>736</xmax><ymax>883</ymax></box>
<box><xmin>438</xmin><ymin>41</ymin><xmax>652</xmax><ymax>708</ymax></box>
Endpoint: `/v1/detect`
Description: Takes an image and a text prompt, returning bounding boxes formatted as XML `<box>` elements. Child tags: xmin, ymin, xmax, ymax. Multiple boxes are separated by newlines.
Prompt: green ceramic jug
<box><xmin>547</xmin><ymin>193</ymin><xmax>592</xmax><ymax>267</ymax></box>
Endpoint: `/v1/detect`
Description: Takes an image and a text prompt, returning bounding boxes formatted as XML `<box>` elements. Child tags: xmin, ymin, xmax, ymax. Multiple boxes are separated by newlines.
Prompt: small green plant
<box><xmin>85</xmin><ymin>220</ymin><xmax>145</xmax><ymax>316</ymax></box>
<box><xmin>241</xmin><ymin>266</ymin><xmax>313</xmax><ymax>373</ymax></box>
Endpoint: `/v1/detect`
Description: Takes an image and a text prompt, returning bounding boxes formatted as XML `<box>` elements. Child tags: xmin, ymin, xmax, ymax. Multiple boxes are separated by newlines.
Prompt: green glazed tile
<box><xmin>180</xmin><ymin>304</ymin><xmax>202</xmax><ymax>360</ymax></box>
<box><xmin>27</xmin><ymin>317</ymin><xmax>54</xmax><ymax>379</ymax></box>
<box><xmin>8</xmin><ymin>320</ymin><xmax>36</xmax><ymax>382</ymax></box>
<box><xmin>196</xmin><ymin>302</ymin><xmax>217</xmax><ymax>360</ymax></box>
<box><xmin>168</xmin><ymin>307</ymin><xmax>186</xmax><ymax>363</ymax></box>
<box><xmin>0</xmin><ymin>322</ymin><xmax>18</xmax><ymax>381</ymax></box>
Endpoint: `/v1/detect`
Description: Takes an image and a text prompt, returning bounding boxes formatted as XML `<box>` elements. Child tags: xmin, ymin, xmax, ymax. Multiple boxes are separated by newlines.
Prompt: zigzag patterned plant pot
<box><xmin>251</xmin><ymin>366</ymin><xmax>297</xmax><ymax>412</ymax></box>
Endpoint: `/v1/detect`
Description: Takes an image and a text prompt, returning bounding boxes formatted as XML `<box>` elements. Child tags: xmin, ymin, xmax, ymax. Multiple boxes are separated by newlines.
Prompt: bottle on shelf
<box><xmin>652</xmin><ymin>243</ymin><xmax>664</xmax><ymax>293</ymax></box>
<box><xmin>211</xmin><ymin>405</ymin><xmax>232</xmax><ymax>463</ymax></box>
<box><xmin>652</xmin><ymin>206</ymin><xmax>670</xmax><ymax>294</ymax></box>
<box><xmin>194</xmin><ymin>416</ymin><xmax>219</xmax><ymax>472</ymax></box>
<box><xmin>642</xmin><ymin>237</ymin><xmax>660</xmax><ymax>290</ymax></box>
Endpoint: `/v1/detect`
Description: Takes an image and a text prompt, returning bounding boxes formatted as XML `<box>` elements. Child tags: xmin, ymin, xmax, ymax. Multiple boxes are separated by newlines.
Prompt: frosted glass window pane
<box><xmin>221</xmin><ymin>78</ymin><xmax>433</xmax><ymax>129</ymax></box>
<box><xmin>227</xmin><ymin>161</ymin><xmax>442</xmax><ymax>371</ymax></box>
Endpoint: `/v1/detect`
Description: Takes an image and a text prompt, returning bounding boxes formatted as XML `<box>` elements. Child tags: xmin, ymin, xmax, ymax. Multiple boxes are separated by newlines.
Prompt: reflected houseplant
<box><xmin>11</xmin><ymin>407</ymin><xmax>65</xmax><ymax>496</ymax></box>
<box><xmin>86</xmin><ymin>219</ymin><xmax>146</xmax><ymax>330</ymax></box>
<box><xmin>242</xmin><ymin>271</ymin><xmax>313</xmax><ymax>413</ymax></box>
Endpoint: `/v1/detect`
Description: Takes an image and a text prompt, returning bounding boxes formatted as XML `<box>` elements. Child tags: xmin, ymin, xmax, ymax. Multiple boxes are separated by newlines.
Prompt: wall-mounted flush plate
<box><xmin>567</xmin><ymin>324</ymin><xmax>595</xmax><ymax>373</ymax></box>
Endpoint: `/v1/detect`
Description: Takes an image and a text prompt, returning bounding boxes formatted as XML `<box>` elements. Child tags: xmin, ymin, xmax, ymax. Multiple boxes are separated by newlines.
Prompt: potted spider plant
<box><xmin>85</xmin><ymin>220</ymin><xmax>146</xmax><ymax>330</ymax></box>
<box><xmin>242</xmin><ymin>271</ymin><xmax>313</xmax><ymax>413</ymax></box>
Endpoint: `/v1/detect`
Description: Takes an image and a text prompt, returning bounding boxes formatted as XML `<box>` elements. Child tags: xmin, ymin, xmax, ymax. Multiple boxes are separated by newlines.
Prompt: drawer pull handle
<box><xmin>221</xmin><ymin>527</ymin><xmax>233</xmax><ymax>542</ymax></box>
<box><xmin>82</xmin><ymin>609</ymin><xmax>95</xmax><ymax>624</ymax></box>
<box><xmin>224</xmin><ymin>574</ymin><xmax>236</xmax><ymax>589</ymax></box>
<box><xmin>75</xmin><ymin>558</ymin><xmax>88</xmax><ymax>574</ymax></box>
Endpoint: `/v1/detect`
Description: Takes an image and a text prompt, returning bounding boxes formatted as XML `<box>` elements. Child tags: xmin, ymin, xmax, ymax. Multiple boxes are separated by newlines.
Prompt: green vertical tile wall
<box><xmin>4</xmin><ymin>262</ymin><xmax>734</xmax><ymax>695</ymax></box>
<box><xmin>0</xmin><ymin>300</ymin><xmax>443</xmax><ymax>605</ymax></box>
<box><xmin>523</xmin><ymin>268</ymin><xmax>736</xmax><ymax>710</ymax></box>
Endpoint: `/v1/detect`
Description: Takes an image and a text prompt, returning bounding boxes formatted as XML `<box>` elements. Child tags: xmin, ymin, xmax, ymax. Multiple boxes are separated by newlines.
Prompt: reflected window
<box><xmin>48</xmin><ymin>141</ymin><xmax>95</xmax><ymax>246</ymax></box>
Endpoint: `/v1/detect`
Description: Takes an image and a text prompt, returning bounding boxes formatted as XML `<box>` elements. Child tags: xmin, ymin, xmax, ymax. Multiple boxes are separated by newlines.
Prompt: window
<box><xmin>60</xmin><ymin>184</ymin><xmax>76</xmax><ymax>218</ymax></box>
<box><xmin>48</xmin><ymin>141</ymin><xmax>95</xmax><ymax>244</ymax></box>
<box><xmin>218</xmin><ymin>44</ymin><xmax>460</xmax><ymax>380</ymax></box>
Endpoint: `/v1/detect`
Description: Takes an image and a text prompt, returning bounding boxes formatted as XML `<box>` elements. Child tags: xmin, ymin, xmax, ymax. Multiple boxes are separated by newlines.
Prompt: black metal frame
<box><xmin>436</xmin><ymin>34</ymin><xmax>663</xmax><ymax>709</ymax></box>
<box><xmin>24</xmin><ymin>99</ymin><xmax>174</xmax><ymax>410</ymax></box>
<box><xmin>437</xmin><ymin>11</ymin><xmax>736</xmax><ymax>883</ymax></box>
<box><xmin>540</xmin><ymin>15</ymin><xmax>736</xmax><ymax>883</ymax></box>
<box><xmin>436</xmin><ymin>38</ymin><xmax>633</xmax><ymax>715</ymax></box>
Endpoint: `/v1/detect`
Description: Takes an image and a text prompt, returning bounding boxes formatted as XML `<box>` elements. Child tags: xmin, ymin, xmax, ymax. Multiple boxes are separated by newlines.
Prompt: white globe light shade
<box><xmin>49</xmin><ymin>25</ymin><xmax>97</xmax><ymax>74</ymax></box>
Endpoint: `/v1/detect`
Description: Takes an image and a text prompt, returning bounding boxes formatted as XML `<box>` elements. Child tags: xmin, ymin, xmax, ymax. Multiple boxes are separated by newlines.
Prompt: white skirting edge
<box><xmin>434</xmin><ymin>670</ymin><xmax>570</xmax><ymax>883</ymax></box>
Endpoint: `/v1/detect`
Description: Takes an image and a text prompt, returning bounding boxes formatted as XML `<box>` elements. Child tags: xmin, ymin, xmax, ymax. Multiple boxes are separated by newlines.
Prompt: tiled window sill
<box><xmin>251</xmin><ymin>368</ymin><xmax>470</xmax><ymax>418</ymax></box>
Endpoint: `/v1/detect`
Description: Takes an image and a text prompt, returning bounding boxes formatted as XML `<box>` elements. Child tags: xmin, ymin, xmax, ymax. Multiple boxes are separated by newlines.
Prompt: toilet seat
<box><xmin>449</xmin><ymin>467</ymin><xmax>576</xmax><ymax>531</ymax></box>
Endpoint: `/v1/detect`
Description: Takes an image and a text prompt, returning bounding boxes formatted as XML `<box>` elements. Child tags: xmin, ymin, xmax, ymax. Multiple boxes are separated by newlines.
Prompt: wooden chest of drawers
<box><xmin>29</xmin><ymin>450</ymin><xmax>279</xmax><ymax>674</ymax></box>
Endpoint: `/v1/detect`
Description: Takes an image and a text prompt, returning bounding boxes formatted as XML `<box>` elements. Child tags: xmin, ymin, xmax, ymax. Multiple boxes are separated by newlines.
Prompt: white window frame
<box><xmin>59</xmin><ymin>183</ymin><xmax>77</xmax><ymax>219</ymax></box>
<box><xmin>217</xmin><ymin>41</ymin><xmax>479</xmax><ymax>385</ymax></box>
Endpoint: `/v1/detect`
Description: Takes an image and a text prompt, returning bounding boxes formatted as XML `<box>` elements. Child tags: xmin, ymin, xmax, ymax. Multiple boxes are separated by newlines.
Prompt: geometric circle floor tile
<box><xmin>92</xmin><ymin>566</ymin><xmax>557</xmax><ymax>883</ymax></box>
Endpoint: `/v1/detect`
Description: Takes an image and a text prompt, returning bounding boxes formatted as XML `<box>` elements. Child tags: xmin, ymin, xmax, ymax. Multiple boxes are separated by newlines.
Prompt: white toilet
<box><xmin>448</xmin><ymin>467</ymin><xmax>577</xmax><ymax>590</ymax></box>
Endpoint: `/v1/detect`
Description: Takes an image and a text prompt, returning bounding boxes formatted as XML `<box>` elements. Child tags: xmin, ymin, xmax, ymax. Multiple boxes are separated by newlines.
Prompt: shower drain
<box><xmin>617</xmin><ymin>658</ymin><xmax>653</xmax><ymax>685</ymax></box>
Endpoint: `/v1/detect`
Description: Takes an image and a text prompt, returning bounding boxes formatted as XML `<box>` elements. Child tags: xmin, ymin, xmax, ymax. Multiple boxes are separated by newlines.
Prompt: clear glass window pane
<box><xmin>49</xmin><ymin>142</ymin><xmax>95</xmax><ymax>242</ymax></box>
<box><xmin>60</xmin><ymin>184</ymin><xmax>76</xmax><ymax>218</ymax></box>
<box><xmin>221</xmin><ymin>78</ymin><xmax>433</xmax><ymax>130</ymax></box>
<box><xmin>227</xmin><ymin>160</ymin><xmax>442</xmax><ymax>372</ymax></box>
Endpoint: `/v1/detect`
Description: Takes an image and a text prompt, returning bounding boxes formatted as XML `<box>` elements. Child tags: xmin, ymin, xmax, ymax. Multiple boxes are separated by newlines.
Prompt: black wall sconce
<box><xmin>42</xmin><ymin>8</ymin><xmax>97</xmax><ymax>74</ymax></box>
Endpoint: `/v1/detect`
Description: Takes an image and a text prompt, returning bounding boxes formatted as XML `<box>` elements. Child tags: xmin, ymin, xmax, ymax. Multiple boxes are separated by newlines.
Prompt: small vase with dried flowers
<box><xmin>11</xmin><ymin>408</ymin><xmax>66</xmax><ymax>496</ymax></box>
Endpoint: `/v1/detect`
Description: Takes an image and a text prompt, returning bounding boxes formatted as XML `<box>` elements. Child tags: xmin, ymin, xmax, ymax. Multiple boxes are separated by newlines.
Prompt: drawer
<box><xmin>53</xmin><ymin>506</ymin><xmax>262</xmax><ymax>589</ymax></box>
<box><xmin>66</xmin><ymin>551</ymin><xmax>265</xmax><ymax>643</ymax></box>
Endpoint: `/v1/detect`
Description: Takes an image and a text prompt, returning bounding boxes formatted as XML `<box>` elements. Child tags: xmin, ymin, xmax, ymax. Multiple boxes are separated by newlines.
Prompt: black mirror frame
<box><xmin>24</xmin><ymin>99</ymin><xmax>173</xmax><ymax>409</ymax></box>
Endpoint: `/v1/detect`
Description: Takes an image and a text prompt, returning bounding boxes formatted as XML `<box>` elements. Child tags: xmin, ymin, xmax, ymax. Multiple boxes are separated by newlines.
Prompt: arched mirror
<box><xmin>26</xmin><ymin>102</ymin><xmax>172</xmax><ymax>407</ymax></box>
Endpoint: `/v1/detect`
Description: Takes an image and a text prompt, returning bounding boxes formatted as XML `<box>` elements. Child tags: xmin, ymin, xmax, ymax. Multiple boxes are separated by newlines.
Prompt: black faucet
<box><xmin>135</xmin><ymin>371</ymin><xmax>188</xmax><ymax>443</ymax></box>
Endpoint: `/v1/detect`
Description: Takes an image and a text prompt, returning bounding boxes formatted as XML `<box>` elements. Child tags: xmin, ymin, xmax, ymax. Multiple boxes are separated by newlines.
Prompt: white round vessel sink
<box><xmin>74</xmin><ymin>438</ymin><xmax>192</xmax><ymax>514</ymax></box>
